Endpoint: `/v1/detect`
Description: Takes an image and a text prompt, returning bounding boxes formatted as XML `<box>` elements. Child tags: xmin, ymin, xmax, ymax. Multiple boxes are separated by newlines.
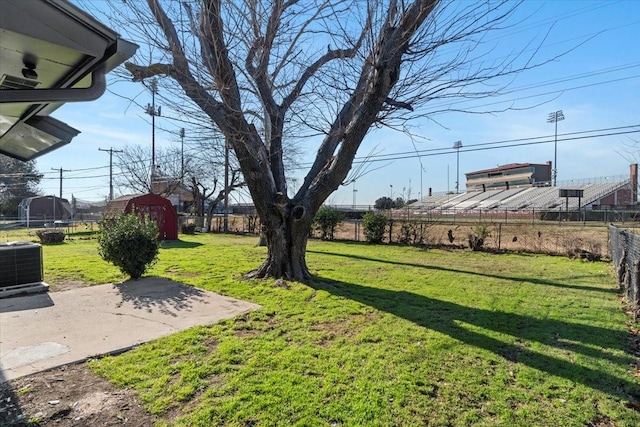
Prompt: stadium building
<box><xmin>465</xmin><ymin>162</ymin><xmax>552</xmax><ymax>191</ymax></box>
<box><xmin>410</xmin><ymin>163</ymin><xmax>637</xmax><ymax>213</ymax></box>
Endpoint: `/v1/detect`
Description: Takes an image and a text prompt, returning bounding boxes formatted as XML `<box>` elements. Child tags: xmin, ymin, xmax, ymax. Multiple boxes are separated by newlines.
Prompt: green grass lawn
<box><xmin>30</xmin><ymin>233</ymin><xmax>640</xmax><ymax>425</ymax></box>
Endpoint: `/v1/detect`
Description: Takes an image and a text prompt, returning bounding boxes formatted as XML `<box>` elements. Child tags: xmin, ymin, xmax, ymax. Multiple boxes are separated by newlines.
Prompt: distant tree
<box><xmin>374</xmin><ymin>197</ymin><xmax>395</xmax><ymax>210</ymax></box>
<box><xmin>113</xmin><ymin>145</ymin><xmax>243</xmax><ymax>219</ymax></box>
<box><xmin>0</xmin><ymin>154</ymin><xmax>42</xmax><ymax>216</ymax></box>
<box><xmin>395</xmin><ymin>197</ymin><xmax>406</xmax><ymax>209</ymax></box>
<box><xmin>406</xmin><ymin>198</ymin><xmax>419</xmax><ymax>205</ymax></box>
<box><xmin>114</xmin><ymin>145</ymin><xmax>183</xmax><ymax>196</ymax></box>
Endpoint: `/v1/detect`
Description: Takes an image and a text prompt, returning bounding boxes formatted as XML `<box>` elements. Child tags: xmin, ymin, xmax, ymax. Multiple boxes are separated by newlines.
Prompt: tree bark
<box><xmin>246</xmin><ymin>202</ymin><xmax>313</xmax><ymax>281</ymax></box>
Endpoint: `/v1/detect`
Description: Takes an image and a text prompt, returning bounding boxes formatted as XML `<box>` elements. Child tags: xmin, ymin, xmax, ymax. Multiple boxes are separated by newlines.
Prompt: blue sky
<box><xmin>34</xmin><ymin>0</ymin><xmax>640</xmax><ymax>207</ymax></box>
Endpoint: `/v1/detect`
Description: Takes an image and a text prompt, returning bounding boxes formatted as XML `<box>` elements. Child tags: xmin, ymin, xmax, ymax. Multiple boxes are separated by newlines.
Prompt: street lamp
<box><xmin>145</xmin><ymin>78</ymin><xmax>161</xmax><ymax>181</ymax></box>
<box><xmin>453</xmin><ymin>140</ymin><xmax>462</xmax><ymax>193</ymax></box>
<box><xmin>547</xmin><ymin>110</ymin><xmax>565</xmax><ymax>186</ymax></box>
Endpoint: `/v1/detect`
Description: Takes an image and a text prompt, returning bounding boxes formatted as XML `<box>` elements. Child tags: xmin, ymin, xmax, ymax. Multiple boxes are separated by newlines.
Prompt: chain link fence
<box><xmin>332</xmin><ymin>218</ymin><xmax>610</xmax><ymax>257</ymax></box>
<box><xmin>609</xmin><ymin>224</ymin><xmax>640</xmax><ymax>321</ymax></box>
<box><xmin>192</xmin><ymin>213</ymin><xmax>620</xmax><ymax>262</ymax></box>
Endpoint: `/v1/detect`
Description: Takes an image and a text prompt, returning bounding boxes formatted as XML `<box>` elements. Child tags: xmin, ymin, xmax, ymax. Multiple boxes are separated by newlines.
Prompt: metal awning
<box><xmin>0</xmin><ymin>0</ymin><xmax>137</xmax><ymax>161</ymax></box>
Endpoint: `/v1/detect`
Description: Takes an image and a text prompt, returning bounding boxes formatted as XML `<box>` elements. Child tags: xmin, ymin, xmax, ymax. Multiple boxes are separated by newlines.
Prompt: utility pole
<box><xmin>99</xmin><ymin>147</ymin><xmax>123</xmax><ymax>200</ymax></box>
<box><xmin>179</xmin><ymin>128</ymin><xmax>185</xmax><ymax>213</ymax></box>
<box><xmin>180</xmin><ymin>128</ymin><xmax>185</xmax><ymax>179</ymax></box>
<box><xmin>547</xmin><ymin>110</ymin><xmax>565</xmax><ymax>186</ymax></box>
<box><xmin>51</xmin><ymin>167</ymin><xmax>69</xmax><ymax>221</ymax></box>
<box><xmin>51</xmin><ymin>167</ymin><xmax>70</xmax><ymax>199</ymax></box>
<box><xmin>145</xmin><ymin>78</ymin><xmax>161</xmax><ymax>183</ymax></box>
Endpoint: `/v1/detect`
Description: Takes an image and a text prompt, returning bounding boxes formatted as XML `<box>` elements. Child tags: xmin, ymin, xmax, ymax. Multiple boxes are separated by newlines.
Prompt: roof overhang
<box><xmin>0</xmin><ymin>0</ymin><xmax>138</xmax><ymax>161</ymax></box>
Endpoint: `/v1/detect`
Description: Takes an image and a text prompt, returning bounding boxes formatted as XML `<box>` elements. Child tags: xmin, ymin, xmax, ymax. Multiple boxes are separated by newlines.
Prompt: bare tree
<box><xmin>113</xmin><ymin>141</ymin><xmax>243</xmax><ymax>218</ymax></box>
<box><xmin>113</xmin><ymin>145</ymin><xmax>182</xmax><ymax>196</ymax></box>
<box><xmin>94</xmin><ymin>0</ymin><xmax>570</xmax><ymax>281</ymax></box>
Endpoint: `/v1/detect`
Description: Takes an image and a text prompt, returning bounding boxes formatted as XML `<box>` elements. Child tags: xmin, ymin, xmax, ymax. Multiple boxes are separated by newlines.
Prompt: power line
<box><xmin>352</xmin><ymin>128</ymin><xmax>640</xmax><ymax>165</ymax></box>
<box><xmin>291</xmin><ymin>125</ymin><xmax>640</xmax><ymax>169</ymax></box>
<box><xmin>359</xmin><ymin>125</ymin><xmax>640</xmax><ymax>161</ymax></box>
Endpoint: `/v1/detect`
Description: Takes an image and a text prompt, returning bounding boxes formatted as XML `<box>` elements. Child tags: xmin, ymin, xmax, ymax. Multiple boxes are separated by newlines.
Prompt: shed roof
<box><xmin>103</xmin><ymin>194</ymin><xmax>142</xmax><ymax>217</ymax></box>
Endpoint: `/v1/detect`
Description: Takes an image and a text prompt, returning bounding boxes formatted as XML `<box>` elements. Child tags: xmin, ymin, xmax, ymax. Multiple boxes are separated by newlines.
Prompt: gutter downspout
<box><xmin>0</xmin><ymin>66</ymin><xmax>106</xmax><ymax>104</ymax></box>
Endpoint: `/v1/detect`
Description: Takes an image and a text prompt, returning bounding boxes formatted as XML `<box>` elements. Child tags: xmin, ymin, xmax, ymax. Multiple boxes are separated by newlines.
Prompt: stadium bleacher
<box><xmin>410</xmin><ymin>180</ymin><xmax>630</xmax><ymax>213</ymax></box>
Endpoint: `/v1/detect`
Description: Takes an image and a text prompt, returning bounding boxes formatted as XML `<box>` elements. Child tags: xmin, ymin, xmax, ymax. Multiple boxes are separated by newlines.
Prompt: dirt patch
<box><xmin>47</xmin><ymin>281</ymin><xmax>91</xmax><ymax>293</ymax></box>
<box><xmin>0</xmin><ymin>280</ymin><xmax>162</xmax><ymax>426</ymax></box>
<box><xmin>0</xmin><ymin>362</ymin><xmax>161</xmax><ymax>426</ymax></box>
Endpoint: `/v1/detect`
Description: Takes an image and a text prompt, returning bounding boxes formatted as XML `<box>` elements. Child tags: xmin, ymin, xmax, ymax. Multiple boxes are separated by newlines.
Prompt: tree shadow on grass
<box><xmin>308</xmin><ymin>277</ymin><xmax>640</xmax><ymax>401</ymax></box>
<box><xmin>160</xmin><ymin>239</ymin><xmax>204</xmax><ymax>249</ymax></box>
<box><xmin>307</xmin><ymin>249</ymin><xmax>617</xmax><ymax>294</ymax></box>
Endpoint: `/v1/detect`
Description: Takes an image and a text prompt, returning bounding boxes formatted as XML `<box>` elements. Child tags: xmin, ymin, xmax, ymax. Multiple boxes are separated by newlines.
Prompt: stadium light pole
<box><xmin>547</xmin><ymin>110</ymin><xmax>565</xmax><ymax>186</ymax></box>
<box><xmin>453</xmin><ymin>140</ymin><xmax>462</xmax><ymax>193</ymax></box>
<box><xmin>352</xmin><ymin>181</ymin><xmax>357</xmax><ymax>209</ymax></box>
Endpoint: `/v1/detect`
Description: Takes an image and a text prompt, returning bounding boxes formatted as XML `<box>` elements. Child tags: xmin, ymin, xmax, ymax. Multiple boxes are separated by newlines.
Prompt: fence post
<box><xmin>634</xmin><ymin>260</ymin><xmax>640</xmax><ymax>322</ymax></box>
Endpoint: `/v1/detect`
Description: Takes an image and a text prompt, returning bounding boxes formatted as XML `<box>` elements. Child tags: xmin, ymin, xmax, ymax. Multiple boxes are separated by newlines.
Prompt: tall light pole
<box><xmin>352</xmin><ymin>181</ymin><xmax>357</xmax><ymax>209</ymax></box>
<box><xmin>145</xmin><ymin>78</ymin><xmax>161</xmax><ymax>182</ymax></box>
<box><xmin>453</xmin><ymin>140</ymin><xmax>462</xmax><ymax>193</ymax></box>
<box><xmin>420</xmin><ymin>164</ymin><xmax>423</xmax><ymax>201</ymax></box>
<box><xmin>547</xmin><ymin>110</ymin><xmax>565</xmax><ymax>186</ymax></box>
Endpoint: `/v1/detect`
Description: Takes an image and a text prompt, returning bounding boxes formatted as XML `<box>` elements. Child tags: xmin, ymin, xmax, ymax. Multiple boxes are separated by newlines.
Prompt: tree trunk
<box><xmin>246</xmin><ymin>204</ymin><xmax>313</xmax><ymax>282</ymax></box>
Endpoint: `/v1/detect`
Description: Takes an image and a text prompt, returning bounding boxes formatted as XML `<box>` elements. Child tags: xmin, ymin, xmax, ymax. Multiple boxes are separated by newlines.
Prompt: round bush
<box><xmin>98</xmin><ymin>213</ymin><xmax>160</xmax><ymax>280</ymax></box>
<box><xmin>362</xmin><ymin>212</ymin><xmax>388</xmax><ymax>244</ymax></box>
<box><xmin>313</xmin><ymin>205</ymin><xmax>343</xmax><ymax>240</ymax></box>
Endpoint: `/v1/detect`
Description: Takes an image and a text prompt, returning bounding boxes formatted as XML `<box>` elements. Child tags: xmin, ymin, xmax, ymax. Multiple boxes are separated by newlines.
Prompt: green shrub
<box><xmin>397</xmin><ymin>221</ymin><xmax>424</xmax><ymax>245</ymax></box>
<box><xmin>313</xmin><ymin>206</ymin><xmax>343</xmax><ymax>240</ymax></box>
<box><xmin>468</xmin><ymin>222</ymin><xmax>491</xmax><ymax>251</ymax></box>
<box><xmin>362</xmin><ymin>212</ymin><xmax>388</xmax><ymax>244</ymax></box>
<box><xmin>98</xmin><ymin>213</ymin><xmax>160</xmax><ymax>280</ymax></box>
<box><xmin>35</xmin><ymin>230</ymin><xmax>65</xmax><ymax>244</ymax></box>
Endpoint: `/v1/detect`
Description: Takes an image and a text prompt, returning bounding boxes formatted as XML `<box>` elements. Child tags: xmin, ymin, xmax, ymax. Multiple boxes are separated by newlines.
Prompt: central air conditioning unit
<box><xmin>0</xmin><ymin>241</ymin><xmax>48</xmax><ymax>298</ymax></box>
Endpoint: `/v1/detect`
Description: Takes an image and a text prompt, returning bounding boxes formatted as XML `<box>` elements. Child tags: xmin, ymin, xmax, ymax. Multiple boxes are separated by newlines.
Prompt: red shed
<box><xmin>104</xmin><ymin>194</ymin><xmax>178</xmax><ymax>241</ymax></box>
